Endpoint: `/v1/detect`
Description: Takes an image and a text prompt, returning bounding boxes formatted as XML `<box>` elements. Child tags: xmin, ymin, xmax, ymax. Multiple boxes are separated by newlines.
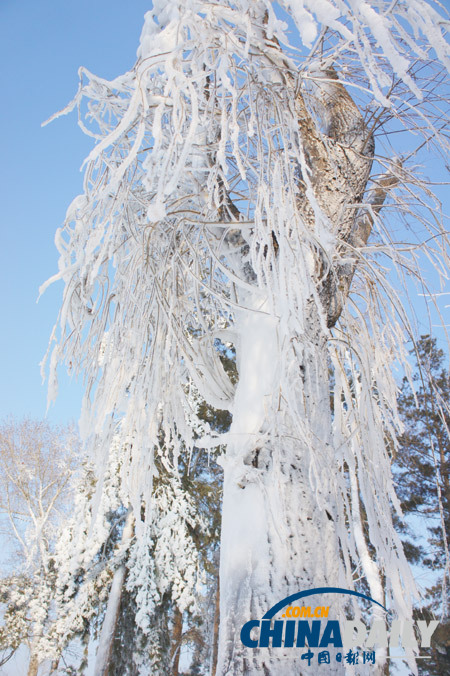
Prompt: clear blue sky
<box><xmin>0</xmin><ymin>0</ymin><xmax>151</xmax><ymax>424</ymax></box>
<box><xmin>0</xmin><ymin>1</ymin><xmax>448</xmax><ymax>427</ymax></box>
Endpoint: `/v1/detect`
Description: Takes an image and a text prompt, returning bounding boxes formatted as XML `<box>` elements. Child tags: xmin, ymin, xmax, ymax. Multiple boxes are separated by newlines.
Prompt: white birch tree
<box><xmin>0</xmin><ymin>418</ymin><xmax>78</xmax><ymax>675</ymax></box>
<box><xmin>41</xmin><ymin>1</ymin><xmax>450</xmax><ymax>673</ymax></box>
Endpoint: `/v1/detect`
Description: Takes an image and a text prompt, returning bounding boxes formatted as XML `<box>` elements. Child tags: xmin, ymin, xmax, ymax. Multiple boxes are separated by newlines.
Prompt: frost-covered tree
<box><xmin>42</xmin><ymin>1</ymin><xmax>450</xmax><ymax>674</ymax></box>
<box><xmin>0</xmin><ymin>418</ymin><xmax>78</xmax><ymax>675</ymax></box>
<box><xmin>396</xmin><ymin>337</ymin><xmax>450</xmax><ymax>585</ymax></box>
<box><xmin>395</xmin><ymin>336</ymin><xmax>450</xmax><ymax>674</ymax></box>
<box><xmin>33</xmin><ymin>417</ymin><xmax>214</xmax><ymax>675</ymax></box>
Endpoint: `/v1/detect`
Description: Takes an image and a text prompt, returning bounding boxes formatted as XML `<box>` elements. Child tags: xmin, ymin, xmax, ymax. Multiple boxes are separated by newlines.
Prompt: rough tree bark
<box><xmin>215</xmin><ymin>46</ymin><xmax>394</xmax><ymax>675</ymax></box>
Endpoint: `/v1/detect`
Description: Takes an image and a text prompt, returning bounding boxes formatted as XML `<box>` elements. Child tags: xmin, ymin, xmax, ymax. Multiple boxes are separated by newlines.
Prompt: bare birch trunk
<box><xmin>27</xmin><ymin>651</ymin><xmax>39</xmax><ymax>676</ymax></box>
<box><xmin>94</xmin><ymin>510</ymin><xmax>134</xmax><ymax>676</ymax></box>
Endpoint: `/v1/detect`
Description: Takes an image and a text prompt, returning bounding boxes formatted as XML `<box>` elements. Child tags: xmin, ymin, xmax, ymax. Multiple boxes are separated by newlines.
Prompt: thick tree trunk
<box><xmin>216</xmin><ymin>292</ymin><xmax>344</xmax><ymax>675</ymax></box>
<box><xmin>211</xmin><ymin>54</ymin><xmax>401</xmax><ymax>671</ymax></box>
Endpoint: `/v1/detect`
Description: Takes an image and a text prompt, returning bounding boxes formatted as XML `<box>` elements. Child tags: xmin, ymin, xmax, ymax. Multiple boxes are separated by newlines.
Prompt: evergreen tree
<box><xmin>25</xmin><ymin>389</ymin><xmax>224</xmax><ymax>674</ymax></box>
<box><xmin>395</xmin><ymin>336</ymin><xmax>450</xmax><ymax>674</ymax></box>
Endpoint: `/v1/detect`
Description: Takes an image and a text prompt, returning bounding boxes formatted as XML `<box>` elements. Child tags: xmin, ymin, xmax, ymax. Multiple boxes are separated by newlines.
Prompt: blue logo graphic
<box><xmin>263</xmin><ymin>586</ymin><xmax>387</xmax><ymax>619</ymax></box>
